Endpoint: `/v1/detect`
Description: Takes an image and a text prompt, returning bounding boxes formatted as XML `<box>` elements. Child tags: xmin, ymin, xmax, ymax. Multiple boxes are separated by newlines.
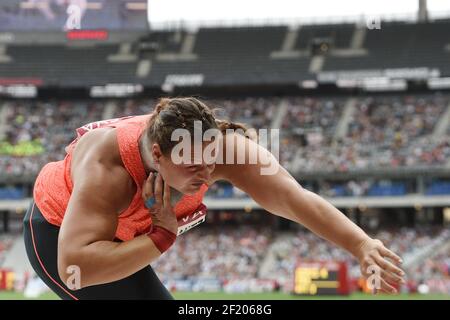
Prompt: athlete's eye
<box><xmin>185</xmin><ymin>165</ymin><xmax>202</xmax><ymax>172</ymax></box>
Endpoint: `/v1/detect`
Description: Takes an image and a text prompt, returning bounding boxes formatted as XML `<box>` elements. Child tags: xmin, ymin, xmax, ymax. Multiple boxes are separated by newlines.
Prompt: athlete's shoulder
<box><xmin>70</xmin><ymin>128</ymin><xmax>136</xmax><ymax>213</ymax></box>
<box><xmin>71</xmin><ymin>128</ymin><xmax>132</xmax><ymax>187</ymax></box>
<box><xmin>210</xmin><ymin>132</ymin><xmax>249</xmax><ymax>182</ymax></box>
<box><xmin>73</xmin><ymin>127</ymin><xmax>121</xmax><ymax>164</ymax></box>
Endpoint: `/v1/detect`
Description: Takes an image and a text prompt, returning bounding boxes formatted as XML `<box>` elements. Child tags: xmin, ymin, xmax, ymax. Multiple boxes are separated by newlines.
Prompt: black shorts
<box><xmin>23</xmin><ymin>199</ymin><xmax>173</xmax><ymax>300</ymax></box>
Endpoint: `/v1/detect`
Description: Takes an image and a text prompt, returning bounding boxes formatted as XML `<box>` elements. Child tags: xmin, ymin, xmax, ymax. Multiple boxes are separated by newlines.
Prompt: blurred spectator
<box><xmin>1</xmin><ymin>94</ymin><xmax>449</xmax><ymax>186</ymax></box>
<box><xmin>152</xmin><ymin>226</ymin><xmax>272</xmax><ymax>283</ymax></box>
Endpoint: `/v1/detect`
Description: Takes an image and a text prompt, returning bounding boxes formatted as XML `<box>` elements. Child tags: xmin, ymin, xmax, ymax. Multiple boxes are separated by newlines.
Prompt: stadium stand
<box><xmin>150</xmin><ymin>224</ymin><xmax>449</xmax><ymax>294</ymax></box>
<box><xmin>0</xmin><ymin>15</ymin><xmax>449</xmax><ymax>299</ymax></box>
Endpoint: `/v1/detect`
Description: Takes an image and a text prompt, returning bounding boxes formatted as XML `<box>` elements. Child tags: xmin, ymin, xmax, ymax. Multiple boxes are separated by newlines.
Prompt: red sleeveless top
<box><xmin>33</xmin><ymin>114</ymin><xmax>208</xmax><ymax>241</ymax></box>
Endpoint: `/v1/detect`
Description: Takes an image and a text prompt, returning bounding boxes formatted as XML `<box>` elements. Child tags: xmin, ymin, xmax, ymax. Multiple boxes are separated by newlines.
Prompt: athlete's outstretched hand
<box><xmin>142</xmin><ymin>172</ymin><xmax>178</xmax><ymax>235</ymax></box>
<box><xmin>355</xmin><ymin>238</ymin><xmax>406</xmax><ymax>294</ymax></box>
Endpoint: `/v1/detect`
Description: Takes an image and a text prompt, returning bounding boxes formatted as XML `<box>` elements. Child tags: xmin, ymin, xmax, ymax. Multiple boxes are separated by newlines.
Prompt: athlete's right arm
<box><xmin>57</xmin><ymin>130</ymin><xmax>175</xmax><ymax>289</ymax></box>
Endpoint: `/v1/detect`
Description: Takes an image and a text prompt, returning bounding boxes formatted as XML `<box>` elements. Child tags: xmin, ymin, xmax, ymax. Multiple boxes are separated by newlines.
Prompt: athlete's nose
<box><xmin>198</xmin><ymin>163</ymin><xmax>214</xmax><ymax>182</ymax></box>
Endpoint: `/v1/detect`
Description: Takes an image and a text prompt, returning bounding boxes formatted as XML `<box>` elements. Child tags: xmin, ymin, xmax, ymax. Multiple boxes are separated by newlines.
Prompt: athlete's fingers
<box><xmin>163</xmin><ymin>180</ymin><xmax>172</xmax><ymax>209</ymax></box>
<box><xmin>373</xmin><ymin>253</ymin><xmax>405</xmax><ymax>277</ymax></box>
<box><xmin>377</xmin><ymin>278</ymin><xmax>397</xmax><ymax>294</ymax></box>
<box><xmin>378</xmin><ymin>245</ymin><xmax>403</xmax><ymax>265</ymax></box>
<box><xmin>380</xmin><ymin>269</ymin><xmax>404</xmax><ymax>285</ymax></box>
<box><xmin>154</xmin><ymin>173</ymin><xmax>163</xmax><ymax>206</ymax></box>
<box><xmin>142</xmin><ymin>172</ymin><xmax>155</xmax><ymax>202</ymax></box>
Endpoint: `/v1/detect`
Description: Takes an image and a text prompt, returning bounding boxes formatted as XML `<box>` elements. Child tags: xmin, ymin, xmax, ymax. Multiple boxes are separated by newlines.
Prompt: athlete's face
<box><xmin>153</xmin><ymin>140</ymin><xmax>220</xmax><ymax>195</ymax></box>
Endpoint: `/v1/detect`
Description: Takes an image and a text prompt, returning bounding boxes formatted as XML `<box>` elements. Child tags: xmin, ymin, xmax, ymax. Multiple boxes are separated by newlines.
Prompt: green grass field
<box><xmin>0</xmin><ymin>291</ymin><xmax>448</xmax><ymax>300</ymax></box>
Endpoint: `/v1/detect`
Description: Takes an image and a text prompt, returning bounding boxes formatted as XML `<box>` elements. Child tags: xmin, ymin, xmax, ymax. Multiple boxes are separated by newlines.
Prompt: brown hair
<box><xmin>145</xmin><ymin>97</ymin><xmax>249</xmax><ymax>155</ymax></box>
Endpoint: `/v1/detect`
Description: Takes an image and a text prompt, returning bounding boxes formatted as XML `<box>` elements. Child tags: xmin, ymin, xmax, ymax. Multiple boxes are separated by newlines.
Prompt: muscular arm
<box><xmin>217</xmin><ymin>133</ymin><xmax>405</xmax><ymax>293</ymax></box>
<box><xmin>218</xmin><ymin>133</ymin><xmax>369</xmax><ymax>257</ymax></box>
<box><xmin>57</xmin><ymin>130</ymin><xmax>162</xmax><ymax>289</ymax></box>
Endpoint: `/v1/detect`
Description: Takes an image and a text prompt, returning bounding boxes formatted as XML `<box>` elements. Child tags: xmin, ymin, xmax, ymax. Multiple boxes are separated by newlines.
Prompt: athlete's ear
<box><xmin>151</xmin><ymin>143</ymin><xmax>163</xmax><ymax>164</ymax></box>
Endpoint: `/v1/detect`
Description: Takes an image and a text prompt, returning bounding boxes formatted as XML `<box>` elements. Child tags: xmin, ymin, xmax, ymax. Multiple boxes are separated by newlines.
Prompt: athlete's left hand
<box><xmin>142</xmin><ymin>172</ymin><xmax>178</xmax><ymax>235</ymax></box>
<box><xmin>355</xmin><ymin>238</ymin><xmax>406</xmax><ymax>294</ymax></box>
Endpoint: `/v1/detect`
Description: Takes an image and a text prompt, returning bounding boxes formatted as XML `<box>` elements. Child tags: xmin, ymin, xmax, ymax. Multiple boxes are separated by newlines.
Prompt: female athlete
<box><xmin>23</xmin><ymin>97</ymin><xmax>405</xmax><ymax>299</ymax></box>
